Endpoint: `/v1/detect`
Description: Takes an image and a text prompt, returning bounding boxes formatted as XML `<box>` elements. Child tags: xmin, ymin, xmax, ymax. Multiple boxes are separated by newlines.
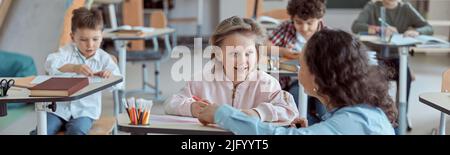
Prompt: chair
<box><xmin>114</xmin><ymin>10</ymin><xmax>171</xmax><ymax>100</ymax></box>
<box><xmin>434</xmin><ymin>69</ymin><xmax>450</xmax><ymax>134</ymax></box>
<box><xmin>441</xmin><ymin>69</ymin><xmax>450</xmax><ymax>93</ymax></box>
<box><xmin>424</xmin><ymin>68</ymin><xmax>450</xmax><ymax>135</ymax></box>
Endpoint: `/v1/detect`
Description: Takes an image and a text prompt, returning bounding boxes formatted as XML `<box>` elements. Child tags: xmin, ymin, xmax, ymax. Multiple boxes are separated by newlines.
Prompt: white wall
<box><xmin>168</xmin><ymin>0</ymin><xmax>219</xmax><ymax>36</ymax></box>
<box><xmin>219</xmin><ymin>0</ymin><xmax>247</xmax><ymax>21</ymax></box>
<box><xmin>323</xmin><ymin>9</ymin><xmax>362</xmax><ymax>33</ymax></box>
<box><xmin>428</xmin><ymin>0</ymin><xmax>450</xmax><ymax>38</ymax></box>
<box><xmin>0</xmin><ymin>0</ymin><xmax>66</xmax><ymax>74</ymax></box>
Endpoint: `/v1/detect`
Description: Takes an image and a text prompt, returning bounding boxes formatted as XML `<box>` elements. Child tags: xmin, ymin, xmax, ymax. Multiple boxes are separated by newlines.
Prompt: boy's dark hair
<box><xmin>287</xmin><ymin>0</ymin><xmax>326</xmax><ymax>20</ymax></box>
<box><xmin>71</xmin><ymin>7</ymin><xmax>104</xmax><ymax>32</ymax></box>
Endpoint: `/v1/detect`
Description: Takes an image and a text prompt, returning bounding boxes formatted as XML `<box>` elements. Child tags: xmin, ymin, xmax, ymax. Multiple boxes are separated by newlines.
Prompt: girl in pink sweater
<box><xmin>164</xmin><ymin>16</ymin><xmax>299</xmax><ymax>122</ymax></box>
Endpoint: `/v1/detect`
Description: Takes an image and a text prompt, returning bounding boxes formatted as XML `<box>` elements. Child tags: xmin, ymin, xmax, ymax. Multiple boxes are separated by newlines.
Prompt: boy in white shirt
<box><xmin>30</xmin><ymin>7</ymin><xmax>122</xmax><ymax>135</ymax></box>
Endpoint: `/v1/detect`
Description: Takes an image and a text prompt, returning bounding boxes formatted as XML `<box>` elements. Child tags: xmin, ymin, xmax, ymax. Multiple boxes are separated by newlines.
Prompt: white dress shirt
<box><xmin>45</xmin><ymin>43</ymin><xmax>122</xmax><ymax>121</ymax></box>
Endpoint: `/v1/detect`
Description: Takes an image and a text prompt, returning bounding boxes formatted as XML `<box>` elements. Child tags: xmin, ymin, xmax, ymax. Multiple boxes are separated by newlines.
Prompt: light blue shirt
<box><xmin>215</xmin><ymin>103</ymin><xmax>395</xmax><ymax>135</ymax></box>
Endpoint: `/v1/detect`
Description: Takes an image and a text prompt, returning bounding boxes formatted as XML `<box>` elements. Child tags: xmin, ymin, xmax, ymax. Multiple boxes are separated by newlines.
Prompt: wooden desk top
<box><xmin>0</xmin><ymin>76</ymin><xmax>122</xmax><ymax>103</ymax></box>
<box><xmin>419</xmin><ymin>92</ymin><xmax>450</xmax><ymax>115</ymax></box>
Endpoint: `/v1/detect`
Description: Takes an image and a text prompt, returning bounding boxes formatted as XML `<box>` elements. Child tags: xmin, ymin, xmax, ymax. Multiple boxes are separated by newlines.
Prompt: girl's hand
<box><xmin>198</xmin><ymin>103</ymin><xmax>220</xmax><ymax>125</ymax></box>
<box><xmin>191</xmin><ymin>100</ymin><xmax>210</xmax><ymax>118</ymax></box>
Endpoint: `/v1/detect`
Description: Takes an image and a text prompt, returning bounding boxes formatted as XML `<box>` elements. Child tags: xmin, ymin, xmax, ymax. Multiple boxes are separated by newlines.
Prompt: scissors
<box><xmin>0</xmin><ymin>79</ymin><xmax>15</xmax><ymax>96</ymax></box>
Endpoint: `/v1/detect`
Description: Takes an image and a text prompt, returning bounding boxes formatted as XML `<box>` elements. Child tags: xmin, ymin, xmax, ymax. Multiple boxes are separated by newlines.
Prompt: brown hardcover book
<box><xmin>29</xmin><ymin>78</ymin><xmax>89</xmax><ymax>97</ymax></box>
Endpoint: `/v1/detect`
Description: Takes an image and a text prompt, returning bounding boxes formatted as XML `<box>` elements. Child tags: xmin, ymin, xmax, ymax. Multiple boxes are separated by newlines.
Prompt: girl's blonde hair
<box><xmin>209</xmin><ymin>16</ymin><xmax>267</xmax><ymax>60</ymax></box>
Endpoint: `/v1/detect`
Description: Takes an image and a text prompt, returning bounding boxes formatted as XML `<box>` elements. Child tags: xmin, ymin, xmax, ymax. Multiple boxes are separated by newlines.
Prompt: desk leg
<box><xmin>398</xmin><ymin>47</ymin><xmax>408</xmax><ymax>135</ymax></box>
<box><xmin>155</xmin><ymin>61</ymin><xmax>160</xmax><ymax>100</ymax></box>
<box><xmin>116</xmin><ymin>40</ymin><xmax>128</xmax><ymax>88</ymax></box>
<box><xmin>164</xmin><ymin>34</ymin><xmax>172</xmax><ymax>53</ymax></box>
<box><xmin>115</xmin><ymin>40</ymin><xmax>127</xmax><ymax>134</ymax></box>
<box><xmin>113</xmin><ymin>89</ymin><xmax>121</xmax><ymax>135</ymax></box>
<box><xmin>298</xmin><ymin>85</ymin><xmax>308</xmax><ymax>119</ymax></box>
<box><xmin>35</xmin><ymin>103</ymin><xmax>47</xmax><ymax>135</ymax></box>
<box><xmin>439</xmin><ymin>112</ymin><xmax>446</xmax><ymax>135</ymax></box>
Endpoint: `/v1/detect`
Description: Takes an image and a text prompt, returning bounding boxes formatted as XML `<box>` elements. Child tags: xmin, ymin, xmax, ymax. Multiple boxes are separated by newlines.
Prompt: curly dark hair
<box><xmin>287</xmin><ymin>0</ymin><xmax>326</xmax><ymax>20</ymax></box>
<box><xmin>303</xmin><ymin>29</ymin><xmax>398</xmax><ymax>127</ymax></box>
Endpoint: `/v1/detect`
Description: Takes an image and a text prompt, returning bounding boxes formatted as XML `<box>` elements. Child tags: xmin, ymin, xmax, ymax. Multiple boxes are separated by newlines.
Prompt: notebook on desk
<box><xmin>390</xmin><ymin>34</ymin><xmax>450</xmax><ymax>47</ymax></box>
<box><xmin>29</xmin><ymin>77</ymin><xmax>89</xmax><ymax>97</ymax></box>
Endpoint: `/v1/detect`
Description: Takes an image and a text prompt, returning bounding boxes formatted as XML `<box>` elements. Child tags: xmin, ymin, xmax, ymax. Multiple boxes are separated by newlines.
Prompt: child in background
<box><xmin>30</xmin><ymin>7</ymin><xmax>122</xmax><ymax>135</ymax></box>
<box><xmin>164</xmin><ymin>16</ymin><xmax>299</xmax><ymax>122</ymax></box>
<box><xmin>351</xmin><ymin>0</ymin><xmax>433</xmax><ymax>131</ymax></box>
<box><xmin>267</xmin><ymin>0</ymin><xmax>328</xmax><ymax>125</ymax></box>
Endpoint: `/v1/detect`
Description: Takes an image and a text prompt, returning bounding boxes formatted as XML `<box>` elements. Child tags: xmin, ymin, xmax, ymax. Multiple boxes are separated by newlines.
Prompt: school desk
<box><xmin>103</xmin><ymin>28</ymin><xmax>175</xmax><ymax>101</ymax></box>
<box><xmin>419</xmin><ymin>92</ymin><xmax>450</xmax><ymax>135</ymax></box>
<box><xmin>359</xmin><ymin>35</ymin><xmax>418</xmax><ymax>135</ymax></box>
<box><xmin>117</xmin><ymin>113</ymin><xmax>291</xmax><ymax>135</ymax></box>
<box><xmin>0</xmin><ymin>76</ymin><xmax>122</xmax><ymax>135</ymax></box>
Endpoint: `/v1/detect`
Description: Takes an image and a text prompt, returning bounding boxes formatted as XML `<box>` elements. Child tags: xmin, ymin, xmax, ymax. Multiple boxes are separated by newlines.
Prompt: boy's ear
<box><xmin>70</xmin><ymin>32</ymin><xmax>74</xmax><ymax>41</ymax></box>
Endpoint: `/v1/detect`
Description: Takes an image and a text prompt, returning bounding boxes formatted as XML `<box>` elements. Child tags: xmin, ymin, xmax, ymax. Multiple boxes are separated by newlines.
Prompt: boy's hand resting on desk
<box><xmin>283</xmin><ymin>44</ymin><xmax>300</xmax><ymax>60</ymax></box>
<box><xmin>404</xmin><ymin>30</ymin><xmax>419</xmax><ymax>37</ymax></box>
<box><xmin>283</xmin><ymin>51</ymin><xmax>300</xmax><ymax>60</ymax></box>
<box><xmin>385</xmin><ymin>26</ymin><xmax>398</xmax><ymax>37</ymax></box>
<box><xmin>368</xmin><ymin>25</ymin><xmax>381</xmax><ymax>35</ymax></box>
<box><xmin>368</xmin><ymin>25</ymin><xmax>398</xmax><ymax>37</ymax></box>
<box><xmin>198</xmin><ymin>103</ymin><xmax>220</xmax><ymax>125</ymax></box>
<box><xmin>94</xmin><ymin>70</ymin><xmax>112</xmax><ymax>78</ymax></box>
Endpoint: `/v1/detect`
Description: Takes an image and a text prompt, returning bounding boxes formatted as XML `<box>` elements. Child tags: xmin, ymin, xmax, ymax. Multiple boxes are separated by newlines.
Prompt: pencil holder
<box><xmin>124</xmin><ymin>97</ymin><xmax>153</xmax><ymax>126</ymax></box>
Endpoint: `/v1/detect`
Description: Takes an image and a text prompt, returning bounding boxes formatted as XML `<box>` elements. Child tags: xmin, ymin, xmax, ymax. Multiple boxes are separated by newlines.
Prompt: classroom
<box><xmin>0</xmin><ymin>0</ymin><xmax>449</xmax><ymax>138</ymax></box>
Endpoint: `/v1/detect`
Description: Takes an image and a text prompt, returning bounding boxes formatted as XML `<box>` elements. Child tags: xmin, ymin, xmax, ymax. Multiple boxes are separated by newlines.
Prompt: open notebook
<box><xmin>390</xmin><ymin>34</ymin><xmax>450</xmax><ymax>48</ymax></box>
